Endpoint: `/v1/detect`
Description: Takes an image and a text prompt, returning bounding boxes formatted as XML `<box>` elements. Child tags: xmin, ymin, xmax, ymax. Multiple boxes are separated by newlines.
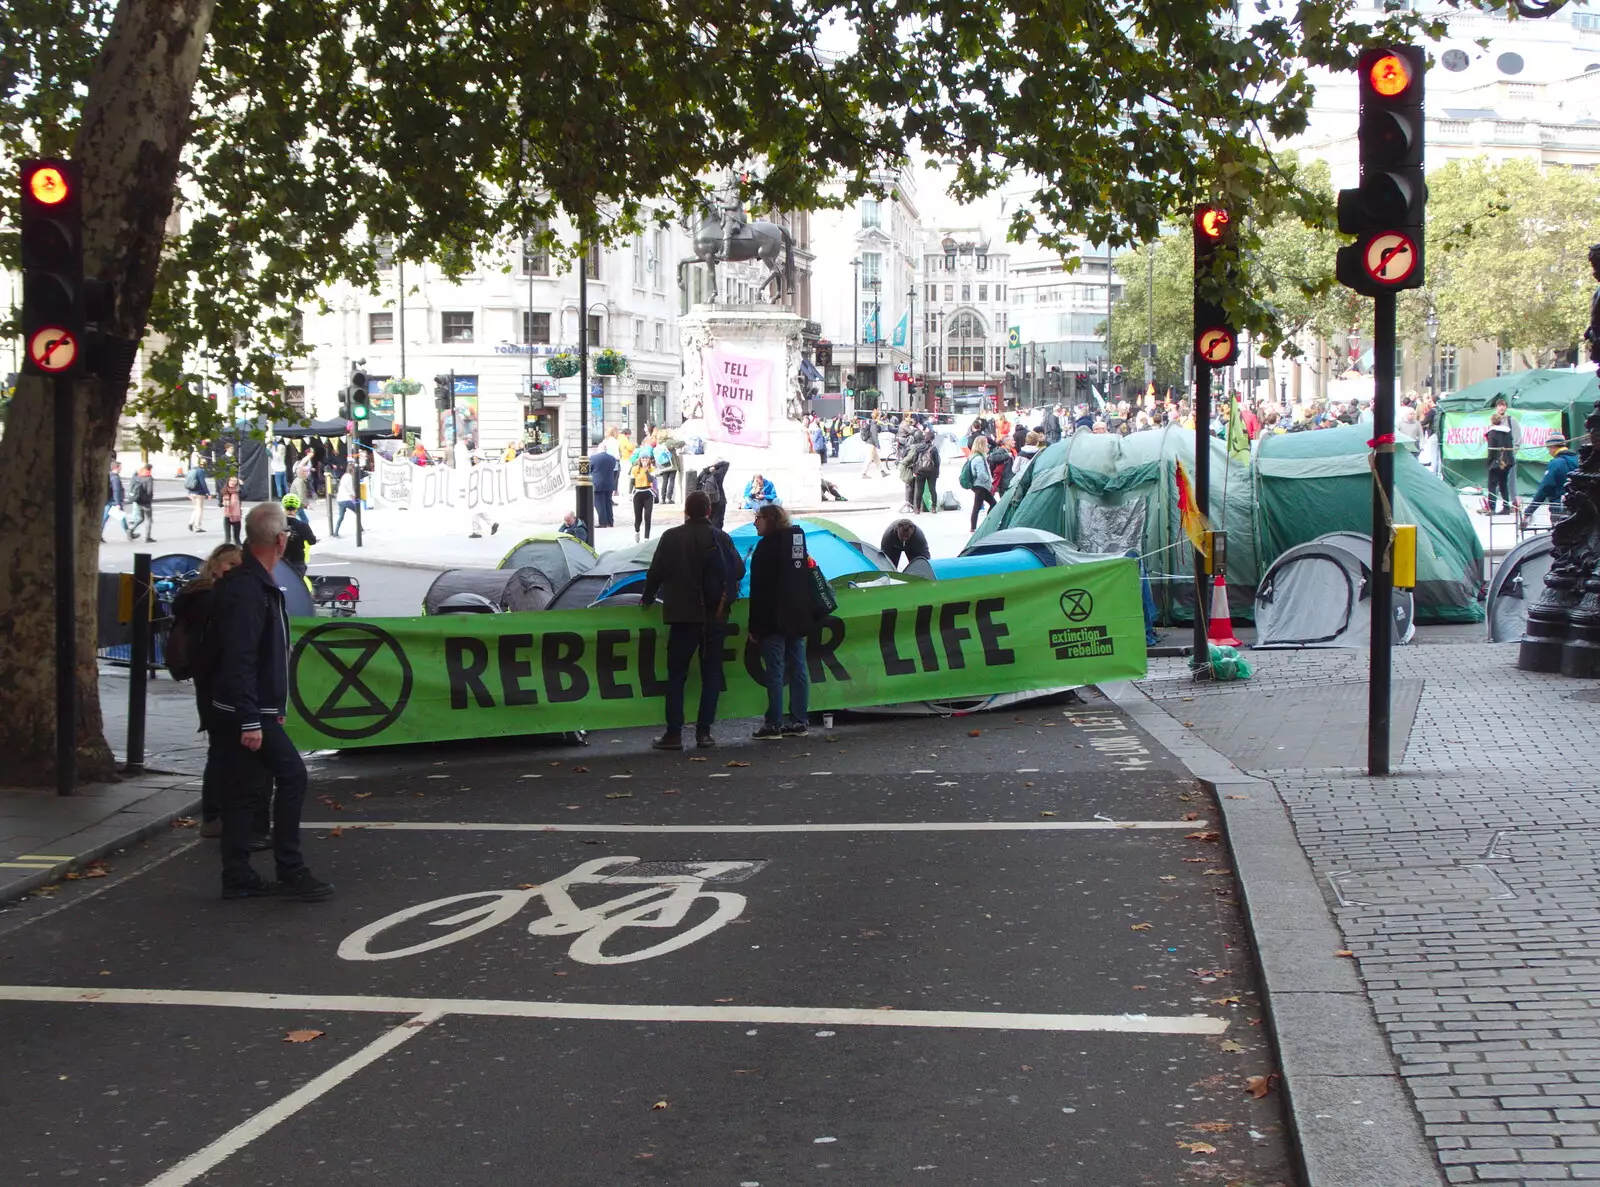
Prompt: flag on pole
<box><xmin>1226</xmin><ymin>393</ymin><xmax>1251</xmax><ymax>461</ymax></box>
<box><xmin>1007</xmin><ymin>326</ymin><xmax>1021</xmax><ymax>348</ymax></box>
<box><xmin>892</xmin><ymin>311</ymin><xmax>908</xmax><ymax>348</ymax></box>
<box><xmin>1175</xmin><ymin>459</ymin><xmax>1211</xmax><ymax>561</ymax></box>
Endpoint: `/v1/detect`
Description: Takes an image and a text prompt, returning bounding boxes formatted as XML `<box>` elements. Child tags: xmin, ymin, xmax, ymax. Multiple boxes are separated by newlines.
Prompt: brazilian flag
<box><xmin>1007</xmin><ymin>326</ymin><xmax>1020</xmax><ymax>348</ymax></box>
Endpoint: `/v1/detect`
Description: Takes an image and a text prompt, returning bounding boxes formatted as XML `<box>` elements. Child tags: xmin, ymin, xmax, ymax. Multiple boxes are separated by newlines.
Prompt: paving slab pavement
<box><xmin>1124</xmin><ymin>637</ymin><xmax>1600</xmax><ymax>1187</ymax></box>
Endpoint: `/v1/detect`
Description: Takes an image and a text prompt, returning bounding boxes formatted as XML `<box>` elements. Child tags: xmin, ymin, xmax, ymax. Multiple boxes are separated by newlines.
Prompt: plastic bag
<box><xmin>1207</xmin><ymin>643</ymin><xmax>1254</xmax><ymax>682</ymax></box>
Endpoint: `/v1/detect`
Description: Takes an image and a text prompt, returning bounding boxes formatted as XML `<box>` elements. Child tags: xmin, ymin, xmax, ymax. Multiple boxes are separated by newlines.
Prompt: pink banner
<box><xmin>706</xmin><ymin>349</ymin><xmax>773</xmax><ymax>448</ymax></box>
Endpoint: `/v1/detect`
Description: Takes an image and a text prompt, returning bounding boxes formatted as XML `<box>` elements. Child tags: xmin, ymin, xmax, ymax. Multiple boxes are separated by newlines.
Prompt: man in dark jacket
<box><xmin>1525</xmin><ymin>433</ymin><xmax>1581</xmax><ymax>527</ymax></box>
<box><xmin>210</xmin><ymin>501</ymin><xmax>332</xmax><ymax>902</ymax></box>
<box><xmin>748</xmin><ymin>504</ymin><xmax>814</xmax><ymax>739</ymax></box>
<box><xmin>126</xmin><ymin>464</ymin><xmax>156</xmax><ymax>542</ymax></box>
<box><xmin>698</xmin><ymin>459</ymin><xmax>731</xmax><ymax>530</ymax></box>
<box><xmin>589</xmin><ymin>447</ymin><xmax>619</xmax><ymax>528</ymax></box>
<box><xmin>880</xmin><ymin>519</ymin><xmax>931</xmax><ymax>570</ymax></box>
<box><xmin>642</xmin><ymin>491</ymin><xmax>731</xmax><ymax>751</ymax></box>
<box><xmin>1042</xmin><ymin>406</ymin><xmax>1062</xmax><ymax>445</ymax></box>
<box><xmin>103</xmin><ymin>460</ymin><xmax>133</xmax><ymax>540</ymax></box>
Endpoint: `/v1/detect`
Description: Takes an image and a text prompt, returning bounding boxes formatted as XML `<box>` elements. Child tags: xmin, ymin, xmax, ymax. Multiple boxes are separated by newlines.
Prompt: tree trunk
<box><xmin>0</xmin><ymin>0</ymin><xmax>214</xmax><ymax>785</ymax></box>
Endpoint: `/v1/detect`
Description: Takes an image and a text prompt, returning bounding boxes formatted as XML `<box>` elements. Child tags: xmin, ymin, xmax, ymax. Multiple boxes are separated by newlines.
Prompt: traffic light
<box><xmin>1336</xmin><ymin>46</ymin><xmax>1426</xmax><ymax>297</ymax></box>
<box><xmin>20</xmin><ymin>159</ymin><xmax>84</xmax><ymax>376</ymax></box>
<box><xmin>815</xmin><ymin>340</ymin><xmax>832</xmax><ymax>368</ymax></box>
<box><xmin>349</xmin><ymin>365</ymin><xmax>369</xmax><ymax>421</ymax></box>
<box><xmin>1075</xmin><ymin>373</ymin><xmax>1087</xmax><ymax>394</ymax></box>
<box><xmin>1193</xmin><ymin>204</ymin><xmax>1239</xmax><ymax>369</ymax></box>
<box><xmin>433</xmin><ymin>374</ymin><xmax>452</xmax><ymax>410</ymax></box>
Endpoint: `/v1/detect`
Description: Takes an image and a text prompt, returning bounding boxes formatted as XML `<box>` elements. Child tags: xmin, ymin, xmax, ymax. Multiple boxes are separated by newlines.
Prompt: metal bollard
<box><xmin>125</xmin><ymin>552</ymin><xmax>152</xmax><ymax>773</ymax></box>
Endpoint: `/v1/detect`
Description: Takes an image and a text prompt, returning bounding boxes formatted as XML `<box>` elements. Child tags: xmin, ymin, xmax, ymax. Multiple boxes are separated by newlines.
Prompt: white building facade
<box><xmin>917</xmin><ymin>227</ymin><xmax>1012</xmax><ymax>415</ymax></box>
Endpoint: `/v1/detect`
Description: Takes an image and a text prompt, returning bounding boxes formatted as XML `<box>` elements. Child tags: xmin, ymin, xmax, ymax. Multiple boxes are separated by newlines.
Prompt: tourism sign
<box><xmin>287</xmin><ymin>562</ymin><xmax>1148</xmax><ymax>749</ymax></box>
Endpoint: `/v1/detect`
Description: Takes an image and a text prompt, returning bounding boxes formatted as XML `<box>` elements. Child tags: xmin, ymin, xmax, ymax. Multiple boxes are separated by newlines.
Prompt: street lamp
<box><xmin>869</xmin><ymin>276</ymin><xmax>882</xmax><ymax>410</ymax></box>
<box><xmin>1426</xmin><ymin>309</ymin><xmax>1440</xmax><ymax>396</ymax></box>
<box><xmin>850</xmin><ymin>258</ymin><xmax>861</xmax><ymax>400</ymax></box>
<box><xmin>906</xmin><ymin>282</ymin><xmax>917</xmax><ymax>411</ymax></box>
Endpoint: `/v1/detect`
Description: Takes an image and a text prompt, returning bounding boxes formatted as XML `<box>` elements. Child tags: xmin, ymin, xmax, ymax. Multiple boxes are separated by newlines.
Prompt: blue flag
<box><xmin>892</xmin><ymin>311</ymin><xmax>908</xmax><ymax>348</ymax></box>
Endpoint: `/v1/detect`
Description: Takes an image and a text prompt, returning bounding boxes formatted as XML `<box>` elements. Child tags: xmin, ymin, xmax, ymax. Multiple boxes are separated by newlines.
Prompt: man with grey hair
<box><xmin>209</xmin><ymin>501</ymin><xmax>332</xmax><ymax>901</ymax></box>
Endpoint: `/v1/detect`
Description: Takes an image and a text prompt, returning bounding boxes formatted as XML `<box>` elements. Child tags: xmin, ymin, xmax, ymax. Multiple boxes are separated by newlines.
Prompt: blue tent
<box><xmin>725</xmin><ymin>521</ymin><xmax>889</xmax><ymax>597</ymax></box>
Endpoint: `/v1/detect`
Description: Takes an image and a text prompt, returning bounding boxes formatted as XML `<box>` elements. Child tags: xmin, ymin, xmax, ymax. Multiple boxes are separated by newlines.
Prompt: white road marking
<box><xmin>0</xmin><ymin>986</ymin><xmax>1227</xmax><ymax>1036</ymax></box>
<box><xmin>299</xmin><ymin>820</ymin><xmax>1204</xmax><ymax>834</ymax></box>
<box><xmin>140</xmin><ymin>1009</ymin><xmax>441</xmax><ymax>1187</ymax></box>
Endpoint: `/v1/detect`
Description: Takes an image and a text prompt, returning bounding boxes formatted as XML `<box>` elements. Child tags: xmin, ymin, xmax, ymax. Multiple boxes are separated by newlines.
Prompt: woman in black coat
<box><xmin>747</xmin><ymin>504</ymin><xmax>813</xmax><ymax>740</ymax></box>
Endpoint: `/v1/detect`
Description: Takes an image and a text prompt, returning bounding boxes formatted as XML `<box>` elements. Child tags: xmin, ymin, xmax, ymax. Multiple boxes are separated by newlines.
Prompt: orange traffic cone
<box><xmin>1206</xmin><ymin>574</ymin><xmax>1241</xmax><ymax>648</ymax></box>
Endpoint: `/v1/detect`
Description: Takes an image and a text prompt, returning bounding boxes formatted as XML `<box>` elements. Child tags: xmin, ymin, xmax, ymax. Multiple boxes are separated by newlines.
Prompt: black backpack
<box><xmin>166</xmin><ymin>584</ymin><xmax>223</xmax><ymax>685</ymax></box>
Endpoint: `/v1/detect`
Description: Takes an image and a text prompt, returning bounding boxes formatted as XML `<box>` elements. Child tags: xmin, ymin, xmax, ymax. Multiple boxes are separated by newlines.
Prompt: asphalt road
<box><xmin>0</xmin><ymin>696</ymin><xmax>1296</xmax><ymax>1187</ymax></box>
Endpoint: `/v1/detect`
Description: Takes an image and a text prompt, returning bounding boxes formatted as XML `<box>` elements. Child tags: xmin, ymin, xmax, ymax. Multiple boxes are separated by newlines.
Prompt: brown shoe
<box><xmin>651</xmin><ymin>733</ymin><xmax>683</xmax><ymax>751</ymax></box>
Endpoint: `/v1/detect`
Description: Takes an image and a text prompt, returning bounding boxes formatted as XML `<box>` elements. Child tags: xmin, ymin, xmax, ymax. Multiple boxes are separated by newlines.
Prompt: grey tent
<box><xmin>1310</xmin><ymin>532</ymin><xmax>1417</xmax><ymax>644</ymax></box>
<box><xmin>1486</xmin><ymin>533</ymin><xmax>1555</xmax><ymax>644</ymax></box>
<box><xmin>497</xmin><ymin>532</ymin><xmax>598</xmax><ymax>587</ymax></box>
<box><xmin>1254</xmin><ymin>536</ymin><xmax>1415</xmax><ymax>649</ymax></box>
<box><xmin>547</xmin><ymin>538</ymin><xmax>661</xmax><ymax>609</ymax></box>
<box><xmin>422</xmin><ymin>567</ymin><xmax>556</xmax><ymax>615</ymax></box>
<box><xmin>962</xmin><ymin>526</ymin><xmax>1118</xmax><ymax>567</ymax></box>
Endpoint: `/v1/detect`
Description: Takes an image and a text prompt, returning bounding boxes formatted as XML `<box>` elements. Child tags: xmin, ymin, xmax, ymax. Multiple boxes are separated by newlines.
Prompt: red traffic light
<box><xmin>26</xmin><ymin>165</ymin><xmax>70</xmax><ymax>206</ymax></box>
<box><xmin>1369</xmin><ymin>53</ymin><xmax>1413</xmax><ymax>99</ymax></box>
<box><xmin>1196</xmin><ymin>207</ymin><xmax>1231</xmax><ymax>240</ymax></box>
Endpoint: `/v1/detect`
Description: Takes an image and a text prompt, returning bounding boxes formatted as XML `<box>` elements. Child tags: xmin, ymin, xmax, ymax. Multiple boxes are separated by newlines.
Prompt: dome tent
<box><xmin>973</xmin><ymin>422</ymin><xmax>1484</xmax><ymax>626</ymax></box>
<box><xmin>970</xmin><ymin>424</ymin><xmax>1261</xmax><ymax>626</ymax></box>
<box><xmin>1253</xmin><ymin>533</ymin><xmax>1416</xmax><ymax>649</ymax></box>
<box><xmin>422</xmin><ymin>567</ymin><xmax>556</xmax><ymax>615</ymax></box>
<box><xmin>1485</xmin><ymin>532</ymin><xmax>1555</xmax><ymax>644</ymax></box>
<box><xmin>497</xmin><ymin>532</ymin><xmax>597</xmax><ymax>587</ymax></box>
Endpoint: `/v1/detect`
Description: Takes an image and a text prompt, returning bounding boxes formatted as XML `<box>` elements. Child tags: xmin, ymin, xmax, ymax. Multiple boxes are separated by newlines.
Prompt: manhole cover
<box><xmin>600</xmin><ymin>860</ymin><xmax>768</xmax><ymax>884</ymax></box>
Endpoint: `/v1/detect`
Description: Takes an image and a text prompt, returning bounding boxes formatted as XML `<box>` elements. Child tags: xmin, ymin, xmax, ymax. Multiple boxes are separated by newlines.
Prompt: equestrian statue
<box><xmin>689</xmin><ymin>190</ymin><xmax>795</xmax><ymax>304</ymax></box>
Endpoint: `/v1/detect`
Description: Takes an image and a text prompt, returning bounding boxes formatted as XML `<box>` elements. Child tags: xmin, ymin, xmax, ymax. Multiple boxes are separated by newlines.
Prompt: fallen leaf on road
<box><xmin>1191</xmin><ymin>1121</ymin><xmax>1233</xmax><ymax>1133</ymax></box>
<box><xmin>1039</xmin><ymin>810</ymin><xmax>1057</xmax><ymax>817</ymax></box>
<box><xmin>1212</xmin><ymin>995</ymin><xmax>1241</xmax><ymax>1006</ymax></box>
<box><xmin>660</xmin><ymin>788</ymin><xmax>680</xmax><ymax>795</ymax></box>
<box><xmin>652</xmin><ymin>1101</ymin><xmax>669</xmax><ymax>1110</ymax></box>
<box><xmin>401</xmin><ymin>1018</ymin><xmax>430</xmax><ymax>1028</ymax></box>
<box><xmin>1182</xmin><ymin>811</ymin><xmax>1201</xmax><ymax>821</ymax></box>
<box><xmin>1024</xmin><ymin>781</ymin><xmax>1035</xmax><ymax>787</ymax></box>
<box><xmin>553</xmin><ymin>971</ymin><xmax>568</xmax><ymax>977</ymax></box>
<box><xmin>354</xmin><ymin>792</ymin><xmax>373</xmax><ymax>799</ymax></box>
<box><xmin>1335</xmin><ymin>949</ymin><xmax>1355</xmax><ymax>958</ymax></box>
<box><xmin>1245</xmin><ymin>1074</ymin><xmax>1276</xmax><ymax>1098</ymax></box>
<box><xmin>689</xmin><ymin>757</ymin><xmax>708</xmax><ymax>763</ymax></box>
<box><xmin>1182</xmin><ymin>857</ymin><xmax>1206</xmax><ymax>863</ymax></box>
<box><xmin>1021</xmin><ymin>1065</ymin><xmax>1033</xmax><ymax>1071</ymax></box>
<box><xmin>1186</xmin><ymin>831</ymin><xmax>1221</xmax><ymax>842</ymax></box>
<box><xmin>171</xmin><ymin>816</ymin><xmax>198</xmax><ymax>829</ymax></box>
<box><xmin>714</xmin><ymin>998</ymin><xmax>734</xmax><ymax>1003</ymax></box>
<box><xmin>516</xmin><ymin>884</ymin><xmax>540</xmax><ymax>890</ymax></box>
<box><xmin>1181</xmin><ymin>721</ymin><xmax>1194</xmax><ymax>727</ymax></box>
<box><xmin>823</xmin><ymin>735</ymin><xmax>839</xmax><ymax>742</ymax></box>
<box><xmin>572</xmin><ymin>766</ymin><xmax>590</xmax><ymax>773</ymax></box>
<box><xmin>1177</xmin><ymin>1141</ymin><xmax>1217</xmax><ymax>1154</ymax></box>
<box><xmin>605</xmin><ymin>792</ymin><xmax>633</xmax><ymax>799</ymax></box>
<box><xmin>1177</xmin><ymin>793</ymin><xmax>1196</xmax><ymax>801</ymax></box>
<box><xmin>1225</xmin><ymin>794</ymin><xmax>1250</xmax><ymax>800</ymax></box>
<box><xmin>579</xmin><ymin>839</ymin><xmax>604</xmax><ymax>845</ymax></box>
<box><xmin>1204</xmin><ymin>868</ymin><xmax>1232</xmax><ymax>875</ymax></box>
<box><xmin>1158</xmin><ymin>875</ymin><xmax>1177</xmax><ymax>882</ymax></box>
<box><xmin>1130</xmin><ymin>923</ymin><xmax>1152</xmax><ymax>931</ymax></box>
<box><xmin>1220</xmin><ymin>1040</ymin><xmax>1245</xmax><ymax>1053</ymax></box>
<box><xmin>968</xmin><ymin>729</ymin><xmax>982</xmax><ymax>737</ymax></box>
<box><xmin>326</xmin><ymin>827</ymin><xmax>344</xmax><ymax>839</ymax></box>
<box><xmin>726</xmin><ymin>761</ymin><xmax>751</xmax><ymax>768</ymax></box>
<box><xmin>733</xmin><ymin>1069</ymin><xmax>757</xmax><ymax>1074</ymax></box>
<box><xmin>284</xmin><ymin>1030</ymin><xmax>324</xmax><ymax>1043</ymax></box>
<box><xmin>63</xmin><ymin>871</ymin><xmax>81</xmax><ymax>880</ymax></box>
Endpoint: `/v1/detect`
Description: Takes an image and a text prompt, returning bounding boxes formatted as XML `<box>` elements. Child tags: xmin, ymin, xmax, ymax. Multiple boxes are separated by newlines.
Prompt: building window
<box><xmin>947</xmin><ymin>346</ymin><xmax>985</xmax><ymax>372</ymax></box>
<box><xmin>860</xmin><ymin>198</ymin><xmax>880</xmax><ymax>228</ymax></box>
<box><xmin>997</xmin><ymin>285</ymin><xmax>1005</xmax><ymax>303</ymax></box>
<box><xmin>285</xmin><ymin>385</ymin><xmax>306</xmax><ymax>413</ymax></box>
<box><xmin>587</xmin><ymin>313</ymin><xmax>602</xmax><ymax>346</ymax></box>
<box><xmin>522</xmin><ymin>225</ymin><xmax>549</xmax><ymax>276</ymax></box>
<box><xmin>634</xmin><ymin>317</ymin><xmax>645</xmax><ymax>346</ymax></box>
<box><xmin>652</xmin><ymin>229</ymin><xmax>666</xmax><ymax>291</ymax></box>
<box><xmin>977</xmin><ymin>254</ymin><xmax>988</xmax><ymax>271</ymax></box>
<box><xmin>1577</xmin><ymin>10</ymin><xmax>1600</xmax><ymax>30</ymax></box>
<box><xmin>633</xmin><ymin>238</ymin><xmax>645</xmax><ymax>286</ymax></box>
<box><xmin>925</xmin><ymin>284</ymin><xmax>937</xmax><ymax>303</ymax></box>
<box><xmin>860</xmin><ymin>252</ymin><xmax>881</xmax><ymax>286</ymax></box>
<box><xmin>369</xmin><ymin>312</ymin><xmax>394</xmax><ymax>344</ymax></box>
<box><xmin>522</xmin><ymin>311</ymin><xmax>551</xmax><ymax>345</ymax></box>
<box><xmin>584</xmin><ymin>244</ymin><xmax>600</xmax><ymax>280</ymax></box>
<box><xmin>944</xmin><ymin>285</ymin><xmax>954</xmax><ymax>302</ymax></box>
<box><xmin>375</xmin><ymin>237</ymin><xmax>395</xmax><ymax>271</ymax></box>
<box><xmin>442</xmin><ymin>311</ymin><xmax>474</xmax><ymax>343</ymax></box>
<box><xmin>978</xmin><ymin>284</ymin><xmax>988</xmax><ymax>302</ymax></box>
<box><xmin>946</xmin><ymin>310</ymin><xmax>986</xmax><ymax>338</ymax></box>
<box><xmin>654</xmin><ymin>321</ymin><xmax>665</xmax><ymax>352</ymax></box>
<box><xmin>926</xmin><ymin>345</ymin><xmax>939</xmax><ymax>372</ymax></box>
<box><xmin>961</xmin><ymin>284</ymin><xmax>971</xmax><ymax>302</ymax></box>
<box><xmin>1496</xmin><ymin>347</ymin><xmax>1515</xmax><ymax>376</ymax></box>
<box><xmin>1439</xmin><ymin>345</ymin><xmax>1459</xmax><ymax>391</ymax></box>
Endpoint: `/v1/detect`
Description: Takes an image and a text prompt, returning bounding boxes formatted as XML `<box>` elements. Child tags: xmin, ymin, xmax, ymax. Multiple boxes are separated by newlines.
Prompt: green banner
<box><xmin>286</xmin><ymin>560</ymin><xmax>1148</xmax><ymax>749</ymax></box>
<box><xmin>1441</xmin><ymin>408</ymin><xmax>1563</xmax><ymax>462</ymax></box>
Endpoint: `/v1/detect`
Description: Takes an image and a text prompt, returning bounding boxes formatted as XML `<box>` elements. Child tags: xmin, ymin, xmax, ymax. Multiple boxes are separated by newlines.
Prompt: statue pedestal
<box><xmin>678</xmin><ymin>305</ymin><xmax>820</xmax><ymax>513</ymax></box>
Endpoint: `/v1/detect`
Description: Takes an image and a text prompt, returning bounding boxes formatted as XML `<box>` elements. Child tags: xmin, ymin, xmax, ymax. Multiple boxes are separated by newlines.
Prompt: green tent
<box><xmin>1436</xmin><ymin>370</ymin><xmax>1597</xmax><ymax>497</ymax></box>
<box><xmin>973</xmin><ymin>424</ymin><xmax>1261</xmax><ymax>625</ymax></box>
<box><xmin>976</xmin><ymin>423</ymin><xmax>1484</xmax><ymax>626</ymax></box>
<box><xmin>1255</xmin><ymin>426</ymin><xmax>1483</xmax><ymax>624</ymax></box>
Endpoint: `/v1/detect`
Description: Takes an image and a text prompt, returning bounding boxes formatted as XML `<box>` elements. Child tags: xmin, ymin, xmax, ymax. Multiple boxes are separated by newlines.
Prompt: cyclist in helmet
<box><xmin>281</xmin><ymin>494</ymin><xmax>317</xmax><ymax>580</ymax></box>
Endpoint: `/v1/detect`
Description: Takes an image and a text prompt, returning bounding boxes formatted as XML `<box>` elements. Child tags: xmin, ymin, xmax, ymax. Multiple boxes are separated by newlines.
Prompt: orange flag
<box><xmin>1175</xmin><ymin>459</ymin><xmax>1211</xmax><ymax>560</ymax></box>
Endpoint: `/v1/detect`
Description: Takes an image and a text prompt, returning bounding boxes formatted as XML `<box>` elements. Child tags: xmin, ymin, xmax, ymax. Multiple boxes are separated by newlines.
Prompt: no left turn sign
<box><xmin>1363</xmin><ymin>233</ymin><xmax>1418</xmax><ymax>287</ymax></box>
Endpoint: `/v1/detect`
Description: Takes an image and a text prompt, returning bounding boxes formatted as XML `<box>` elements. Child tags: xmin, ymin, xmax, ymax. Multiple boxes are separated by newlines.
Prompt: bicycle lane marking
<box><xmin>0</xmin><ymin>986</ymin><xmax>1228</xmax><ymax>1035</ymax></box>
<box><xmin>139</xmin><ymin>1008</ymin><xmax>442</xmax><ymax>1187</ymax></box>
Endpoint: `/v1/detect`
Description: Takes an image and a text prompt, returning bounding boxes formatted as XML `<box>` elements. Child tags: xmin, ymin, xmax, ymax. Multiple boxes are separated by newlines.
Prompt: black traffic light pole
<box><xmin>1369</xmin><ymin>293</ymin><xmax>1398</xmax><ymax>773</ymax></box>
<box><xmin>1192</xmin><ymin>361</ymin><xmax>1212</xmax><ymax>674</ymax></box>
<box><xmin>54</xmin><ymin>375</ymin><xmax>76</xmax><ymax>795</ymax></box>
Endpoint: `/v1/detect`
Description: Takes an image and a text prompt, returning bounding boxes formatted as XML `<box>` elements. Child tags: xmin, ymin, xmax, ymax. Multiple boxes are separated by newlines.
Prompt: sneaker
<box><xmin>491</xmin><ymin>523</ymin><xmax>499</xmax><ymax>535</ymax></box>
<box><xmin>199</xmin><ymin>818</ymin><xmax>222</xmax><ymax>838</ymax></box>
<box><xmin>781</xmin><ymin>719</ymin><xmax>809</xmax><ymax>738</ymax></box>
<box><xmin>278</xmin><ymin>868</ymin><xmax>334</xmax><ymax>902</ymax></box>
<box><xmin>221</xmin><ymin>877</ymin><xmax>277</xmax><ymax>900</ymax></box>
<box><xmin>752</xmin><ymin>724</ymin><xmax>784</xmax><ymax>740</ymax></box>
<box><xmin>651</xmin><ymin>732</ymin><xmax>683</xmax><ymax>751</ymax></box>
<box><xmin>696</xmin><ymin>729</ymin><xmax>716</xmax><ymax>749</ymax></box>
<box><xmin>468</xmin><ymin>532</ymin><xmax>483</xmax><ymax>539</ymax></box>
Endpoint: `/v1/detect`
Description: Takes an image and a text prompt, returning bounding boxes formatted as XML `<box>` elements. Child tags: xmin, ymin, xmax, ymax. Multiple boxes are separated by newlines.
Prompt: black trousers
<box><xmin>633</xmin><ymin>489</ymin><xmax>654</xmax><ymax>536</ymax></box>
<box><xmin>1488</xmin><ymin>467</ymin><xmax>1512</xmax><ymax>510</ymax></box>
<box><xmin>970</xmin><ymin>486</ymin><xmax>997</xmax><ymax>530</ymax></box>
<box><xmin>217</xmin><ymin>720</ymin><xmax>308</xmax><ymax>885</ymax></box>
<box><xmin>913</xmin><ymin>475</ymin><xmax>936</xmax><ymax>513</ymax></box>
<box><xmin>660</xmin><ymin>471</ymin><xmax>676</xmax><ymax>503</ymax></box>
<box><xmin>596</xmin><ymin>489</ymin><xmax>615</xmax><ymax>527</ymax></box>
<box><xmin>664</xmin><ymin>622</ymin><xmax>724</xmax><ymax>736</ymax></box>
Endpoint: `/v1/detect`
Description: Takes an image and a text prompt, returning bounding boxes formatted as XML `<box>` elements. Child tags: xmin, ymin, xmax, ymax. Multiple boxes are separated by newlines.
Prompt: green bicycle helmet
<box><xmin>281</xmin><ymin>493</ymin><xmax>302</xmax><ymax>511</ymax></box>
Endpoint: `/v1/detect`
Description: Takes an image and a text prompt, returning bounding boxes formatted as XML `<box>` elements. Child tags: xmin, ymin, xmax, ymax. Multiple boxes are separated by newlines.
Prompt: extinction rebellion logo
<box><xmin>1049</xmin><ymin>587</ymin><xmax>1114</xmax><ymax>660</ymax></box>
<box><xmin>290</xmin><ymin>622</ymin><xmax>414</xmax><ymax>740</ymax></box>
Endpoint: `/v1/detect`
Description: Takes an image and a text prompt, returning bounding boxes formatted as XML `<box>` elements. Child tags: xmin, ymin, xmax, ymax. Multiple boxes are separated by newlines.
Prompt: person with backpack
<box><xmin>748</xmin><ymin>503</ymin><xmax>814</xmax><ymax>740</ymax></box>
<box><xmin>987</xmin><ymin>438</ymin><xmax>1013</xmax><ymax>497</ymax></box>
<box><xmin>185</xmin><ymin>456</ymin><xmax>210</xmax><ymax>532</ymax></box>
<box><xmin>210</xmin><ymin>502</ymin><xmax>332</xmax><ymax>901</ymax></box>
<box><xmin>280</xmin><ymin>494</ymin><xmax>316</xmax><ymax>579</ymax></box>
<box><xmin>220</xmin><ymin>475</ymin><xmax>244</xmax><ymax>544</ymax></box>
<box><xmin>654</xmin><ymin>437</ymin><xmax>678</xmax><ymax>504</ymax></box>
<box><xmin>126</xmin><ymin>464</ymin><xmax>156</xmax><ymax>542</ymax></box>
<box><xmin>911</xmin><ymin>429</ymin><xmax>940</xmax><ymax>514</ymax></box>
<box><xmin>167</xmin><ymin>543</ymin><xmax>258</xmax><ymax>842</ymax></box>
<box><xmin>964</xmin><ymin>435</ymin><xmax>997</xmax><ymax>531</ymax></box>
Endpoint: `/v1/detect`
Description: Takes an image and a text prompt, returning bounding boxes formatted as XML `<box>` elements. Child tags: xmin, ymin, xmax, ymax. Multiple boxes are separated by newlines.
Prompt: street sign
<box><xmin>28</xmin><ymin>326</ymin><xmax>78</xmax><ymax>373</ymax></box>
<box><xmin>1196</xmin><ymin>328</ymin><xmax>1237</xmax><ymax>367</ymax></box>
<box><xmin>1363</xmin><ymin>232</ymin><xmax>1418</xmax><ymax>286</ymax></box>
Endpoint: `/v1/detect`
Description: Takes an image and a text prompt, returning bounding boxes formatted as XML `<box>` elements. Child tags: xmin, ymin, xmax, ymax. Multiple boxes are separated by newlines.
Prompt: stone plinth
<box><xmin>678</xmin><ymin>305</ymin><xmax>820</xmax><ymax>511</ymax></box>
